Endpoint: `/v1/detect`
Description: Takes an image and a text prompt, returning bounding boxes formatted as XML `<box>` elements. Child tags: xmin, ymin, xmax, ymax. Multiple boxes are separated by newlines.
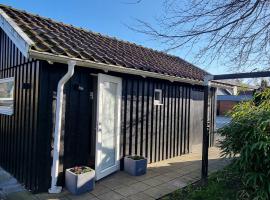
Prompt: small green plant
<box><xmin>219</xmin><ymin>88</ymin><xmax>270</xmax><ymax>199</ymax></box>
<box><xmin>161</xmin><ymin>164</ymin><xmax>244</xmax><ymax>200</ymax></box>
<box><xmin>70</xmin><ymin>166</ymin><xmax>92</xmax><ymax>175</ymax></box>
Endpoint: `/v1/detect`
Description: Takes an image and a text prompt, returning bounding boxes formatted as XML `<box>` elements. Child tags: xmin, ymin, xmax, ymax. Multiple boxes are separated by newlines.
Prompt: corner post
<box><xmin>201</xmin><ymin>75</ymin><xmax>213</xmax><ymax>184</ymax></box>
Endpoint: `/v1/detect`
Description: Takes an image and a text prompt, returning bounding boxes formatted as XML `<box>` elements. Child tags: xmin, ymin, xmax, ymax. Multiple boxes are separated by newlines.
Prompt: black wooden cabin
<box><xmin>0</xmin><ymin>5</ymin><xmax>217</xmax><ymax>193</ymax></box>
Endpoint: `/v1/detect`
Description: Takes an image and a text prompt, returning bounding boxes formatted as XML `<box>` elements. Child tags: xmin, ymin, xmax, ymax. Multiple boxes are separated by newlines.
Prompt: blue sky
<box><xmin>1</xmin><ymin>0</ymin><xmax>227</xmax><ymax>74</ymax></box>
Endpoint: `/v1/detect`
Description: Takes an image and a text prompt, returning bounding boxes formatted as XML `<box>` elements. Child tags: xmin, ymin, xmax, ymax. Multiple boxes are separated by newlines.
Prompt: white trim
<box><xmin>154</xmin><ymin>89</ymin><xmax>163</xmax><ymax>105</ymax></box>
<box><xmin>29</xmin><ymin>50</ymin><xmax>205</xmax><ymax>86</ymax></box>
<box><xmin>29</xmin><ymin>50</ymin><xmax>233</xmax><ymax>89</ymax></box>
<box><xmin>0</xmin><ymin>77</ymin><xmax>14</xmax><ymax>83</ymax></box>
<box><xmin>95</xmin><ymin>73</ymin><xmax>122</xmax><ymax>180</ymax></box>
<box><xmin>0</xmin><ymin>8</ymin><xmax>34</xmax><ymax>58</ymax></box>
<box><xmin>0</xmin><ymin>97</ymin><xmax>13</xmax><ymax>100</ymax></box>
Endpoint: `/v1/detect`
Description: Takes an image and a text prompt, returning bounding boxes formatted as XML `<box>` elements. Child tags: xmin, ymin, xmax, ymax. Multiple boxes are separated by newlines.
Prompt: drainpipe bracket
<box><xmin>48</xmin><ymin>186</ymin><xmax>62</xmax><ymax>194</ymax></box>
<box><xmin>68</xmin><ymin>60</ymin><xmax>76</xmax><ymax>66</ymax></box>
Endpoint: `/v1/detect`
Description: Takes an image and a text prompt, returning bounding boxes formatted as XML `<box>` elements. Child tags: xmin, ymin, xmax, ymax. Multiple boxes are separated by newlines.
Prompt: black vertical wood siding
<box><xmin>0</xmin><ymin>29</ymin><xmax>217</xmax><ymax>193</ymax></box>
<box><xmin>37</xmin><ymin>62</ymin><xmax>95</xmax><ymax>192</ymax></box>
<box><xmin>120</xmin><ymin>77</ymin><xmax>205</xmax><ymax>163</ymax></box>
<box><xmin>0</xmin><ymin>30</ymin><xmax>41</xmax><ymax>192</ymax></box>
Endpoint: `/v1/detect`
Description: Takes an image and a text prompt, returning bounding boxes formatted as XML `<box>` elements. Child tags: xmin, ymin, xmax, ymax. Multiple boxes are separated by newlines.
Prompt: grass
<box><xmin>161</xmin><ymin>165</ymin><xmax>245</xmax><ymax>200</ymax></box>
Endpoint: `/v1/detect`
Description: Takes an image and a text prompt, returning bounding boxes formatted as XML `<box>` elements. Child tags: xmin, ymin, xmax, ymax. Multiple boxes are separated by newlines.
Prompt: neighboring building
<box><xmin>0</xmin><ymin>5</ymin><xmax>217</xmax><ymax>193</ymax></box>
<box><xmin>214</xmin><ymin>81</ymin><xmax>255</xmax><ymax>116</ymax></box>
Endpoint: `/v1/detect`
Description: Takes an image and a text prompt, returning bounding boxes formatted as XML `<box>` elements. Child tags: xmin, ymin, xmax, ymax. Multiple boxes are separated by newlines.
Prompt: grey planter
<box><xmin>124</xmin><ymin>156</ymin><xmax>147</xmax><ymax>176</ymax></box>
<box><xmin>65</xmin><ymin>167</ymin><xmax>95</xmax><ymax>195</ymax></box>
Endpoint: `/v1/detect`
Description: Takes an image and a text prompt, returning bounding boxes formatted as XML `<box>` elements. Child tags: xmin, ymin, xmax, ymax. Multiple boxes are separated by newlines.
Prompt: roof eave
<box><xmin>29</xmin><ymin>49</ymin><xmax>206</xmax><ymax>86</ymax></box>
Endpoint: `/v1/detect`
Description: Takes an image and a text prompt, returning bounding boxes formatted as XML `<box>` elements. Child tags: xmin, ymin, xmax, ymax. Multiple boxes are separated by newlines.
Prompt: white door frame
<box><xmin>95</xmin><ymin>73</ymin><xmax>122</xmax><ymax>180</ymax></box>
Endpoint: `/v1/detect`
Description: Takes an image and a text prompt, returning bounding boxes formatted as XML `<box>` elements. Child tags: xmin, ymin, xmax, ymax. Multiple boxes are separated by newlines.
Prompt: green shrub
<box><xmin>219</xmin><ymin>89</ymin><xmax>270</xmax><ymax>199</ymax></box>
<box><xmin>162</xmin><ymin>164</ymin><xmax>244</xmax><ymax>200</ymax></box>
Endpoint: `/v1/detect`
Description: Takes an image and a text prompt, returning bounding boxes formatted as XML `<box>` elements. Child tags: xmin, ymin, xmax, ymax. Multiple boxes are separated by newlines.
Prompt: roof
<box><xmin>0</xmin><ymin>4</ymin><xmax>208</xmax><ymax>82</ymax></box>
<box><xmin>213</xmin><ymin>80</ymin><xmax>257</xmax><ymax>90</ymax></box>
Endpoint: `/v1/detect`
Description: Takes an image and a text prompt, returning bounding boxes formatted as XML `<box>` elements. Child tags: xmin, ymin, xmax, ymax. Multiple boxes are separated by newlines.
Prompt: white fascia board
<box><xmin>210</xmin><ymin>82</ymin><xmax>235</xmax><ymax>90</ymax></box>
<box><xmin>0</xmin><ymin>8</ymin><xmax>34</xmax><ymax>58</ymax></box>
<box><xmin>29</xmin><ymin>50</ymin><xmax>205</xmax><ymax>86</ymax></box>
<box><xmin>30</xmin><ymin>50</ymin><xmax>233</xmax><ymax>89</ymax></box>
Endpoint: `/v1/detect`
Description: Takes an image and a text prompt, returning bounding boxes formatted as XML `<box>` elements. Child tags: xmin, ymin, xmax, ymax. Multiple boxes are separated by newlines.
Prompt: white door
<box><xmin>95</xmin><ymin>74</ymin><xmax>122</xmax><ymax>180</ymax></box>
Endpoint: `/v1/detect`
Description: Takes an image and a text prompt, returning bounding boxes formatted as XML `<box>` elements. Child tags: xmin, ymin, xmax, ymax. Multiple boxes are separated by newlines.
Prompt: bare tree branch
<box><xmin>131</xmin><ymin>0</ymin><xmax>270</xmax><ymax>71</ymax></box>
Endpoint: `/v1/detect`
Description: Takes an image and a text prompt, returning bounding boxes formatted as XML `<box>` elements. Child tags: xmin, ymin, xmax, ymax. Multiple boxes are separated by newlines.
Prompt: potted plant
<box><xmin>65</xmin><ymin>166</ymin><xmax>95</xmax><ymax>195</ymax></box>
<box><xmin>124</xmin><ymin>155</ymin><xmax>147</xmax><ymax>176</ymax></box>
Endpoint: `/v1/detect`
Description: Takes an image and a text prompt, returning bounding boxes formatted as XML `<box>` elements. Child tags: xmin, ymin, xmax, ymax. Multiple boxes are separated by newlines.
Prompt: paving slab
<box><xmin>96</xmin><ymin>191</ymin><xmax>124</xmax><ymax>200</ymax></box>
<box><xmin>0</xmin><ymin>147</ymin><xmax>231</xmax><ymax>200</ymax></box>
<box><xmin>6</xmin><ymin>191</ymin><xmax>38</xmax><ymax>200</ymax></box>
<box><xmin>126</xmin><ymin>192</ymin><xmax>155</xmax><ymax>200</ymax></box>
<box><xmin>66</xmin><ymin>193</ymin><xmax>99</xmax><ymax>200</ymax></box>
<box><xmin>0</xmin><ymin>167</ymin><xmax>28</xmax><ymax>200</ymax></box>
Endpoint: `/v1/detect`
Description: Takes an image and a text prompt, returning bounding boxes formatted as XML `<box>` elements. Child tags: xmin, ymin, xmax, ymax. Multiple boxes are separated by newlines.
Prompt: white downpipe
<box><xmin>48</xmin><ymin>60</ymin><xmax>76</xmax><ymax>194</ymax></box>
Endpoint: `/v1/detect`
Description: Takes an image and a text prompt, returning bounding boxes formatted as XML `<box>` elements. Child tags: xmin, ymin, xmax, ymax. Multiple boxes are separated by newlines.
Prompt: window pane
<box><xmin>154</xmin><ymin>89</ymin><xmax>163</xmax><ymax>105</ymax></box>
<box><xmin>100</xmin><ymin>81</ymin><xmax>117</xmax><ymax>170</ymax></box>
<box><xmin>0</xmin><ymin>78</ymin><xmax>14</xmax><ymax>109</ymax></box>
<box><xmin>0</xmin><ymin>81</ymin><xmax>14</xmax><ymax>99</ymax></box>
<box><xmin>154</xmin><ymin>91</ymin><xmax>160</xmax><ymax>100</ymax></box>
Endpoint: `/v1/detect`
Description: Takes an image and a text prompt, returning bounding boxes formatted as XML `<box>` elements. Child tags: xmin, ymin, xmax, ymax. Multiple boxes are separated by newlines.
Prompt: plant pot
<box><xmin>124</xmin><ymin>156</ymin><xmax>147</xmax><ymax>176</ymax></box>
<box><xmin>65</xmin><ymin>166</ymin><xmax>95</xmax><ymax>195</ymax></box>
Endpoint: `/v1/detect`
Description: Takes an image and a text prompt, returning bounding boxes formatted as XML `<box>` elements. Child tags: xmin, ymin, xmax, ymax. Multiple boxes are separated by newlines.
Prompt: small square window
<box><xmin>0</xmin><ymin>77</ymin><xmax>14</xmax><ymax>115</ymax></box>
<box><xmin>154</xmin><ymin>89</ymin><xmax>163</xmax><ymax>105</ymax></box>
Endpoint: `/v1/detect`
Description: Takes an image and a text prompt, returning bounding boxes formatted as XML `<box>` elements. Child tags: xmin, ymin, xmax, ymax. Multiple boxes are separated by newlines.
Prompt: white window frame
<box><xmin>0</xmin><ymin>77</ymin><xmax>14</xmax><ymax>115</ymax></box>
<box><xmin>154</xmin><ymin>89</ymin><xmax>163</xmax><ymax>105</ymax></box>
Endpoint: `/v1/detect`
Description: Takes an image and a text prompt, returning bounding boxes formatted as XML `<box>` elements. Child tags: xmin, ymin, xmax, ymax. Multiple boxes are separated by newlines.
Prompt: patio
<box><xmin>2</xmin><ymin>147</ymin><xmax>230</xmax><ymax>200</ymax></box>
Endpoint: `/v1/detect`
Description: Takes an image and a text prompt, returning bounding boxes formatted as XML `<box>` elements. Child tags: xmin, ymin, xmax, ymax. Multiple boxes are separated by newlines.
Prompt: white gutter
<box><xmin>29</xmin><ymin>50</ymin><xmax>204</xmax><ymax>86</ymax></box>
<box><xmin>29</xmin><ymin>50</ymin><xmax>233</xmax><ymax>89</ymax></box>
<box><xmin>48</xmin><ymin>60</ymin><xmax>76</xmax><ymax>194</ymax></box>
<box><xmin>28</xmin><ymin>51</ymin><xmax>236</xmax><ymax>91</ymax></box>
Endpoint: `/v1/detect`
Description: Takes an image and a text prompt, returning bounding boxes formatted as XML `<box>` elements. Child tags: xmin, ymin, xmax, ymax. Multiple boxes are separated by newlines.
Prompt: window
<box><xmin>154</xmin><ymin>89</ymin><xmax>163</xmax><ymax>105</ymax></box>
<box><xmin>0</xmin><ymin>77</ymin><xmax>14</xmax><ymax>115</ymax></box>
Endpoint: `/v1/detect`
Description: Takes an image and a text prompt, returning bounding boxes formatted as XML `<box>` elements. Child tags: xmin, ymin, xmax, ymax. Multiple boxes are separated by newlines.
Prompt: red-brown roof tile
<box><xmin>0</xmin><ymin>4</ymin><xmax>208</xmax><ymax>81</ymax></box>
